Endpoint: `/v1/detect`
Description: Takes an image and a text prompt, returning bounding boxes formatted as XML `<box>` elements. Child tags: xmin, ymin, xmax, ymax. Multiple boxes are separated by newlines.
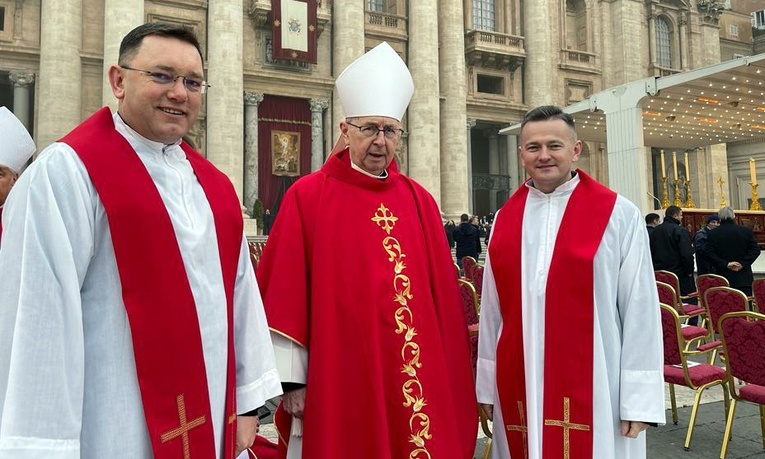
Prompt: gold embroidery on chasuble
<box><xmin>543</xmin><ymin>397</ymin><xmax>590</xmax><ymax>459</ymax></box>
<box><xmin>372</xmin><ymin>203</ymin><xmax>433</xmax><ymax>459</ymax></box>
<box><xmin>506</xmin><ymin>401</ymin><xmax>529</xmax><ymax>459</ymax></box>
<box><xmin>160</xmin><ymin>394</ymin><xmax>208</xmax><ymax>459</ymax></box>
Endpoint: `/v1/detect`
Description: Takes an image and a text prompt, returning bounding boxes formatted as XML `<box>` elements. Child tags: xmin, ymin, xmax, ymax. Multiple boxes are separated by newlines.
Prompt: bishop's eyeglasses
<box><xmin>346</xmin><ymin>121</ymin><xmax>405</xmax><ymax>140</ymax></box>
<box><xmin>121</xmin><ymin>66</ymin><xmax>210</xmax><ymax>94</ymax></box>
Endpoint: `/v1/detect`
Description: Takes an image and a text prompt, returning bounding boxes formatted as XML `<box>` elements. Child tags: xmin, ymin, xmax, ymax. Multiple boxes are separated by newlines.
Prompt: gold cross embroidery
<box><xmin>160</xmin><ymin>394</ymin><xmax>207</xmax><ymax>459</ymax></box>
<box><xmin>505</xmin><ymin>401</ymin><xmax>528</xmax><ymax>459</ymax></box>
<box><xmin>543</xmin><ymin>397</ymin><xmax>590</xmax><ymax>459</ymax></box>
<box><xmin>371</xmin><ymin>203</ymin><xmax>398</xmax><ymax>234</ymax></box>
<box><xmin>228</xmin><ymin>412</ymin><xmax>237</xmax><ymax>424</ymax></box>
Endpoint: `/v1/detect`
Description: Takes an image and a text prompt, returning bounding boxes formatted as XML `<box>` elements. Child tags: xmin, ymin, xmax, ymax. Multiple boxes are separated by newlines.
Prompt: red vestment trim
<box><xmin>61</xmin><ymin>107</ymin><xmax>242</xmax><ymax>458</ymax></box>
<box><xmin>489</xmin><ymin>171</ymin><xmax>616</xmax><ymax>459</ymax></box>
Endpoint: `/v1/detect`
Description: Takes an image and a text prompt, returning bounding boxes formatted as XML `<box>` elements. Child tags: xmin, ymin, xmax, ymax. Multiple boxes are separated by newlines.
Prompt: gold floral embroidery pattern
<box><xmin>373</xmin><ymin>203</ymin><xmax>432</xmax><ymax>459</ymax></box>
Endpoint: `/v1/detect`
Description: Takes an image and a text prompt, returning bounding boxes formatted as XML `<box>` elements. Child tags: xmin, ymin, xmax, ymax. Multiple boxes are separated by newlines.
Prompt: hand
<box><xmin>235</xmin><ymin>415</ymin><xmax>260</xmax><ymax>457</ymax></box>
<box><xmin>478</xmin><ymin>403</ymin><xmax>494</xmax><ymax>421</ymax></box>
<box><xmin>620</xmin><ymin>420</ymin><xmax>649</xmax><ymax>438</ymax></box>
<box><xmin>727</xmin><ymin>261</ymin><xmax>743</xmax><ymax>272</ymax></box>
<box><xmin>282</xmin><ymin>387</ymin><xmax>307</xmax><ymax>419</ymax></box>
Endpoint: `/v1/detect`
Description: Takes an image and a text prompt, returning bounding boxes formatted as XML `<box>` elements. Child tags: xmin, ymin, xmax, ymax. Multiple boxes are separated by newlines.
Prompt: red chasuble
<box><xmin>489</xmin><ymin>171</ymin><xmax>616</xmax><ymax>459</ymax></box>
<box><xmin>257</xmin><ymin>149</ymin><xmax>477</xmax><ymax>458</ymax></box>
<box><xmin>61</xmin><ymin>108</ymin><xmax>241</xmax><ymax>459</ymax></box>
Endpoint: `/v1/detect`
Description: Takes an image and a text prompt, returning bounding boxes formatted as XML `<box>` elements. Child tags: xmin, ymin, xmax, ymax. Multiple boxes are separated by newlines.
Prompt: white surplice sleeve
<box><xmin>476</xmin><ymin>215</ymin><xmax>503</xmax><ymax>406</ymax></box>
<box><xmin>233</xmin><ymin>237</ymin><xmax>283</xmax><ymax>414</ymax></box>
<box><xmin>0</xmin><ymin>145</ymin><xmax>95</xmax><ymax>458</ymax></box>
<box><xmin>271</xmin><ymin>334</ymin><xmax>308</xmax><ymax>385</ymax></box>
<box><xmin>613</xmin><ymin>198</ymin><xmax>666</xmax><ymax>424</ymax></box>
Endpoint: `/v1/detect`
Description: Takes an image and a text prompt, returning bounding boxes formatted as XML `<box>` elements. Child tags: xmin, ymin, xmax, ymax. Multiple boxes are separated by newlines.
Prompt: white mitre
<box><xmin>335</xmin><ymin>42</ymin><xmax>414</xmax><ymax>122</ymax></box>
<box><xmin>0</xmin><ymin>106</ymin><xmax>35</xmax><ymax>173</ymax></box>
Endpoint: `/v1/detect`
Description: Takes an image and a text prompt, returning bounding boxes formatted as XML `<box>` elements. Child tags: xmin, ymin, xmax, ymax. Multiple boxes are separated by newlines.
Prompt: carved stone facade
<box><xmin>0</xmin><ymin>0</ymin><xmax>757</xmax><ymax>220</ymax></box>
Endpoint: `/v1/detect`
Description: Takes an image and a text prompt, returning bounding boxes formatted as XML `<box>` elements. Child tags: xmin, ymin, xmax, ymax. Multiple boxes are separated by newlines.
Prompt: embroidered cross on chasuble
<box><xmin>61</xmin><ymin>108</ymin><xmax>241</xmax><ymax>458</ymax></box>
<box><xmin>489</xmin><ymin>170</ymin><xmax>617</xmax><ymax>459</ymax></box>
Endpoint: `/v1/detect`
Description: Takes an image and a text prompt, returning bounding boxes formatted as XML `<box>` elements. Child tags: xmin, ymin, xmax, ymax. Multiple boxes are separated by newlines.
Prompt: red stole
<box><xmin>489</xmin><ymin>171</ymin><xmax>616</xmax><ymax>459</ymax></box>
<box><xmin>61</xmin><ymin>107</ymin><xmax>241</xmax><ymax>458</ymax></box>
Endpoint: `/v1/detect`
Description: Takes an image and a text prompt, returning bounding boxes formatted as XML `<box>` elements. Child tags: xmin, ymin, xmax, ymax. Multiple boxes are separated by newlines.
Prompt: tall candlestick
<box><xmin>672</xmin><ymin>151</ymin><xmax>678</xmax><ymax>179</ymax></box>
<box><xmin>684</xmin><ymin>151</ymin><xmax>690</xmax><ymax>177</ymax></box>
<box><xmin>660</xmin><ymin>150</ymin><xmax>666</xmax><ymax>179</ymax></box>
<box><xmin>750</xmin><ymin>157</ymin><xmax>757</xmax><ymax>185</ymax></box>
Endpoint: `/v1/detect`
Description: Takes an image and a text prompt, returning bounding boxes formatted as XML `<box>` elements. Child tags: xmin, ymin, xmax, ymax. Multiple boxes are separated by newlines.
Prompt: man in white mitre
<box><xmin>477</xmin><ymin>105</ymin><xmax>665</xmax><ymax>459</ymax></box>
<box><xmin>0</xmin><ymin>106</ymin><xmax>35</xmax><ymax>243</ymax></box>
<box><xmin>257</xmin><ymin>42</ymin><xmax>477</xmax><ymax>458</ymax></box>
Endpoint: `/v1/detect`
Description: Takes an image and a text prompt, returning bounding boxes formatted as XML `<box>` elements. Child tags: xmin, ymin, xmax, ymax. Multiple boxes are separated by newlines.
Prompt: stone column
<box><xmin>207</xmin><ymin>1</ymin><xmax>244</xmax><ymax>200</ymax></box>
<box><xmin>243</xmin><ymin>92</ymin><xmax>263</xmax><ymax>215</ymax></box>
<box><xmin>506</xmin><ymin>134</ymin><xmax>519</xmax><ymax>192</ymax></box>
<box><xmin>9</xmin><ymin>72</ymin><xmax>34</xmax><ymax>130</ymax></box>
<box><xmin>38</xmin><ymin>0</ymin><xmax>82</xmax><ymax>150</ymax></box>
<box><xmin>467</xmin><ymin>118</ymin><xmax>477</xmax><ymax>213</ymax></box>
<box><xmin>678</xmin><ymin>15</ymin><xmax>688</xmax><ymax>71</ymax></box>
<box><xmin>648</xmin><ymin>15</ymin><xmax>657</xmax><ymax>67</ymax></box>
<box><xmin>488</xmin><ymin>132</ymin><xmax>499</xmax><ymax>212</ymax></box>
<box><xmin>331</xmin><ymin>0</ymin><xmax>364</xmax><ymax>139</ymax></box>
<box><xmin>408</xmin><ymin>0</ymin><xmax>441</xmax><ymax>200</ymax></box>
<box><xmin>310</xmin><ymin>98</ymin><xmax>329</xmax><ymax>172</ymax></box>
<box><xmin>523</xmin><ymin>0</ymin><xmax>556</xmax><ymax>106</ymax></box>
<box><xmin>438</xmin><ymin>0</ymin><xmax>468</xmax><ymax>220</ymax></box>
<box><xmin>101</xmin><ymin>0</ymin><xmax>143</xmax><ymax>109</ymax></box>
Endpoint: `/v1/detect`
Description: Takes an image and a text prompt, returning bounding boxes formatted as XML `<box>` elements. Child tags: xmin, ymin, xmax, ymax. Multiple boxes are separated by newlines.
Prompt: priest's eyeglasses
<box><xmin>346</xmin><ymin>122</ymin><xmax>404</xmax><ymax>140</ymax></box>
<box><xmin>121</xmin><ymin>66</ymin><xmax>210</xmax><ymax>94</ymax></box>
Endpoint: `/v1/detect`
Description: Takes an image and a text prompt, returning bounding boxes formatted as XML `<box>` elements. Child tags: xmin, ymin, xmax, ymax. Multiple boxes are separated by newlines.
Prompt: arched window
<box><xmin>565</xmin><ymin>0</ymin><xmax>587</xmax><ymax>50</ymax></box>
<box><xmin>655</xmin><ymin>16</ymin><xmax>673</xmax><ymax>68</ymax></box>
<box><xmin>473</xmin><ymin>0</ymin><xmax>496</xmax><ymax>31</ymax></box>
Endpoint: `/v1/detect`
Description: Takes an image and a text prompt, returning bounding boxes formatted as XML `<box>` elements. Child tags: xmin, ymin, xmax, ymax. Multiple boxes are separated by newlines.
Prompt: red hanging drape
<box><xmin>258</xmin><ymin>95</ymin><xmax>312</xmax><ymax>214</ymax></box>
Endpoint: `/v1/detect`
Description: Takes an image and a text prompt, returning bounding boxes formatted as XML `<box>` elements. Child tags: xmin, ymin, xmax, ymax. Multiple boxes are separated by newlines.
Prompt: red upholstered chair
<box><xmin>753</xmin><ymin>279</ymin><xmax>765</xmax><ymax>312</ymax></box>
<box><xmin>453</xmin><ymin>262</ymin><xmax>460</xmax><ymax>278</ymax></box>
<box><xmin>696</xmin><ymin>274</ymin><xmax>729</xmax><ymax>313</ymax></box>
<box><xmin>718</xmin><ymin>311</ymin><xmax>765</xmax><ymax>458</ymax></box>
<box><xmin>471</xmin><ymin>264</ymin><xmax>485</xmax><ymax>301</ymax></box>
<box><xmin>656</xmin><ymin>281</ymin><xmax>708</xmax><ymax>345</ymax></box>
<box><xmin>462</xmin><ymin>256</ymin><xmax>477</xmax><ymax>279</ymax></box>
<box><xmin>655</xmin><ymin>270</ymin><xmax>704</xmax><ymax>320</ymax></box>
<box><xmin>458</xmin><ymin>279</ymin><xmax>480</xmax><ymax>371</ymax></box>
<box><xmin>704</xmin><ymin>287</ymin><xmax>753</xmax><ymax>364</ymax></box>
<box><xmin>660</xmin><ymin>304</ymin><xmax>729</xmax><ymax>452</ymax></box>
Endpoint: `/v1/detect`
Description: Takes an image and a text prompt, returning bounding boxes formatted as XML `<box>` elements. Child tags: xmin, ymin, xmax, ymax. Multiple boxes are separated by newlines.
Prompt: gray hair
<box><xmin>718</xmin><ymin>206</ymin><xmax>735</xmax><ymax>221</ymax></box>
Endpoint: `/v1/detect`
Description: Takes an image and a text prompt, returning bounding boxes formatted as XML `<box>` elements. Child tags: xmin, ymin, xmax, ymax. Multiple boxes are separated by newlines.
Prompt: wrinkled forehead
<box><xmin>350</xmin><ymin>116</ymin><xmax>401</xmax><ymax>128</ymax></box>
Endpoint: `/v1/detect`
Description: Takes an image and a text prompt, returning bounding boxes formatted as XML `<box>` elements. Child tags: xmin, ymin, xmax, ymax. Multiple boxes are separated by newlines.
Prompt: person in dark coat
<box><xmin>454</xmin><ymin>213</ymin><xmax>480</xmax><ymax>268</ymax></box>
<box><xmin>645</xmin><ymin>213</ymin><xmax>660</xmax><ymax>236</ymax></box>
<box><xmin>262</xmin><ymin>208</ymin><xmax>273</xmax><ymax>235</ymax></box>
<box><xmin>649</xmin><ymin>205</ymin><xmax>696</xmax><ymax>298</ymax></box>
<box><xmin>694</xmin><ymin>213</ymin><xmax>720</xmax><ymax>275</ymax></box>
<box><xmin>708</xmin><ymin>206</ymin><xmax>761</xmax><ymax>295</ymax></box>
<box><xmin>444</xmin><ymin>220</ymin><xmax>456</xmax><ymax>249</ymax></box>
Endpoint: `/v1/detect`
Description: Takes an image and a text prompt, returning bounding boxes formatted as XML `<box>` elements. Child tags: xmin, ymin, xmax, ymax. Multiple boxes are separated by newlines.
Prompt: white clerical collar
<box><xmin>525</xmin><ymin>170</ymin><xmax>580</xmax><ymax>195</ymax></box>
<box><xmin>350</xmin><ymin>159</ymin><xmax>388</xmax><ymax>179</ymax></box>
<box><xmin>114</xmin><ymin>112</ymin><xmax>182</xmax><ymax>152</ymax></box>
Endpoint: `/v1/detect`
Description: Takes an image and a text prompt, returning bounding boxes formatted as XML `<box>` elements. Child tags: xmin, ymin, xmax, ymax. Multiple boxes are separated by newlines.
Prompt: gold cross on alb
<box><xmin>543</xmin><ymin>397</ymin><xmax>590</xmax><ymax>459</ymax></box>
<box><xmin>160</xmin><ymin>394</ymin><xmax>207</xmax><ymax>459</ymax></box>
<box><xmin>505</xmin><ymin>401</ymin><xmax>529</xmax><ymax>459</ymax></box>
<box><xmin>371</xmin><ymin>203</ymin><xmax>398</xmax><ymax>234</ymax></box>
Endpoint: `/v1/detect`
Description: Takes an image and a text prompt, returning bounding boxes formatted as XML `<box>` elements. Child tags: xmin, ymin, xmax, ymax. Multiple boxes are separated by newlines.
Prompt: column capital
<box><xmin>467</xmin><ymin>118</ymin><xmax>477</xmax><ymax>129</ymax></box>
<box><xmin>243</xmin><ymin>91</ymin><xmax>264</xmax><ymax>106</ymax></box>
<box><xmin>309</xmin><ymin>98</ymin><xmax>329</xmax><ymax>112</ymax></box>
<box><xmin>9</xmin><ymin>71</ymin><xmax>35</xmax><ymax>87</ymax></box>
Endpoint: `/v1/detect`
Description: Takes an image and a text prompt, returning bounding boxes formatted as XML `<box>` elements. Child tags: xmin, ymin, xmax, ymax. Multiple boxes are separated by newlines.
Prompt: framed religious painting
<box><xmin>271</xmin><ymin>130</ymin><xmax>301</xmax><ymax>177</ymax></box>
